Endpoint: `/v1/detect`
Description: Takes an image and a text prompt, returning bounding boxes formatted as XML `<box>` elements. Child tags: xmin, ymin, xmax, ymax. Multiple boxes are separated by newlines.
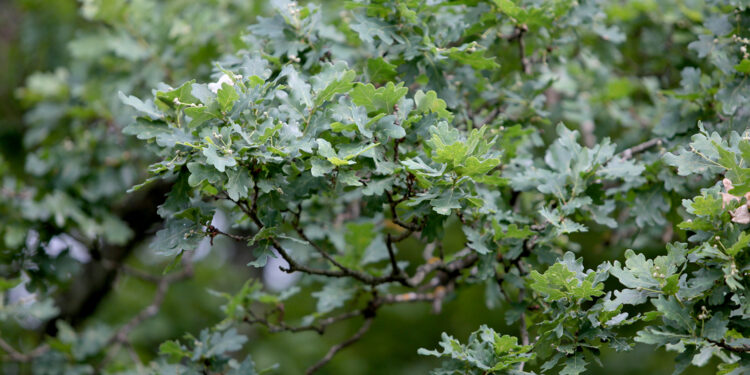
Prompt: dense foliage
<box><xmin>2</xmin><ymin>0</ymin><xmax>750</xmax><ymax>374</ymax></box>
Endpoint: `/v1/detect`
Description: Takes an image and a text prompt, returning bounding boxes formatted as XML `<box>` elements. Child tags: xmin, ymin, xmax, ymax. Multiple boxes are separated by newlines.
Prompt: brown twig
<box><xmin>706</xmin><ymin>338</ymin><xmax>750</xmax><ymax>353</ymax></box>
<box><xmin>408</xmin><ymin>248</ymin><xmax>476</xmax><ymax>287</ymax></box>
<box><xmin>385</xmin><ymin>234</ymin><xmax>407</xmax><ymax>284</ymax></box>
<box><xmin>110</xmin><ymin>256</ymin><xmax>194</xmax><ymax>344</ymax></box>
<box><xmin>385</xmin><ymin>191</ymin><xmax>421</xmax><ymax>231</ymax></box>
<box><xmin>512</xmin><ymin>25</ymin><xmax>531</xmax><ymax>75</ymax></box>
<box><xmin>0</xmin><ymin>337</ymin><xmax>48</xmax><ymax>362</ymax></box>
<box><xmin>245</xmin><ymin>309</ymin><xmax>363</xmax><ymax>335</ymax></box>
<box><xmin>619</xmin><ymin>138</ymin><xmax>663</xmax><ymax>160</ymax></box>
<box><xmin>517</xmin><ymin>289</ymin><xmax>530</xmax><ymax>371</ymax></box>
<box><xmin>241</xmin><ymin>247</ymin><xmax>479</xmax><ymax>374</ymax></box>
<box><xmin>304</xmin><ymin>318</ymin><xmax>374</xmax><ymax>375</ymax></box>
<box><xmin>225</xmin><ymin>198</ymin><xmax>409</xmax><ymax>286</ymax></box>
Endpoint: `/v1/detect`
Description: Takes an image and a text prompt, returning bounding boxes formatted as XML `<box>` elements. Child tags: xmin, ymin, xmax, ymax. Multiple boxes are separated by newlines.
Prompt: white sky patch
<box><xmin>263</xmin><ymin>250</ymin><xmax>300</xmax><ymax>292</ymax></box>
<box><xmin>45</xmin><ymin>234</ymin><xmax>90</xmax><ymax>263</ymax></box>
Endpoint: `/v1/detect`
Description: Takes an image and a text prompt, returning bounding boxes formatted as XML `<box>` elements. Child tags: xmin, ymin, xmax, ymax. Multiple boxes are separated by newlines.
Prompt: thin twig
<box><xmin>245</xmin><ymin>309</ymin><xmax>362</xmax><ymax>335</ymax></box>
<box><xmin>518</xmin><ymin>289</ymin><xmax>530</xmax><ymax>371</ymax></box>
<box><xmin>305</xmin><ymin>318</ymin><xmax>374</xmax><ymax>375</ymax></box>
<box><xmin>292</xmin><ymin>216</ymin><xmax>363</xmax><ymax>277</ymax></box>
<box><xmin>110</xmin><ymin>256</ymin><xmax>194</xmax><ymax>344</ymax></box>
<box><xmin>385</xmin><ymin>234</ymin><xmax>406</xmax><ymax>283</ymax></box>
<box><xmin>408</xmin><ymin>249</ymin><xmax>476</xmax><ymax>287</ymax></box>
<box><xmin>229</xmin><ymin>199</ymin><xmax>408</xmax><ymax>286</ymax></box>
<box><xmin>385</xmin><ymin>191</ymin><xmax>421</xmax><ymax>231</ymax></box>
<box><xmin>706</xmin><ymin>338</ymin><xmax>750</xmax><ymax>353</ymax></box>
<box><xmin>0</xmin><ymin>337</ymin><xmax>48</xmax><ymax>362</ymax></box>
<box><xmin>379</xmin><ymin>291</ymin><xmax>439</xmax><ymax>305</ymax></box>
<box><xmin>619</xmin><ymin>138</ymin><xmax>663</xmax><ymax>160</ymax></box>
<box><xmin>515</xmin><ymin>25</ymin><xmax>531</xmax><ymax>75</ymax></box>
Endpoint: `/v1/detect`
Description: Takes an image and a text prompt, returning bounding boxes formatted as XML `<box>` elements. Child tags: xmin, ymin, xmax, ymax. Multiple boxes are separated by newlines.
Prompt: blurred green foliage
<box><xmin>0</xmin><ymin>0</ymin><xmax>748</xmax><ymax>374</ymax></box>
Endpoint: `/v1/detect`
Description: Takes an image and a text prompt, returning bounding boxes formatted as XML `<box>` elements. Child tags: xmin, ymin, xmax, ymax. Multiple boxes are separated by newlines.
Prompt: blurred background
<box><xmin>0</xmin><ymin>0</ymin><xmax>718</xmax><ymax>374</ymax></box>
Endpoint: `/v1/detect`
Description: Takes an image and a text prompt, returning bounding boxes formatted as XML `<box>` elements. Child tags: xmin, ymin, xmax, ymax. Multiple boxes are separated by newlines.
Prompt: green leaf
<box><xmin>187</xmin><ymin>161</ymin><xmax>223</xmax><ymax>187</ymax></box>
<box><xmin>162</xmin><ymin>251</ymin><xmax>184</xmax><ymax>275</ymax></box>
<box><xmin>529</xmin><ymin>263</ymin><xmax>577</xmax><ymax>301</ymax></box>
<box><xmin>663</xmin><ymin>274</ymin><xmax>680</xmax><ymax>295</ymax></box>
<box><xmin>370</xmin><ymin>114</ymin><xmax>405</xmax><ymax>139</ymax></box>
<box><xmin>119</xmin><ymin>91</ymin><xmax>162</xmax><ymax>119</ymax></box>
<box><xmin>540</xmin><ymin>207</ymin><xmax>588</xmax><ymax>234</ymax></box>
<box><xmin>217</xmin><ymin>83</ymin><xmax>239</xmax><ymax>113</ymax></box>
<box><xmin>560</xmin><ymin>354</ymin><xmax>587</xmax><ymax>375</ymax></box>
<box><xmin>227</xmin><ymin>357</ymin><xmax>262</xmax><ymax>375</ymax></box>
<box><xmin>418</xmin><ymin>325</ymin><xmax>532</xmax><ymax>372</ymax></box>
<box><xmin>704</xmin><ymin>312</ymin><xmax>728</xmax><ymax>341</ymax></box>
<box><xmin>464</xmin><ymin>226</ymin><xmax>491</xmax><ymax>255</ymax></box>
<box><xmin>366</xmin><ymin>57</ymin><xmax>398</xmax><ymax>83</ymax></box>
<box><xmin>677</xmin><ymin>217</ymin><xmax>715</xmax><ymax>232</ymax></box>
<box><xmin>727</xmin><ymin>232</ymin><xmax>750</xmax><ymax>257</ymax></box>
<box><xmin>281</xmin><ymin>65</ymin><xmax>312</xmax><ymax>108</ymax></box>
<box><xmin>100</xmin><ymin>215</ymin><xmax>134</xmax><ymax>245</ymax></box>
<box><xmin>529</xmin><ymin>255</ymin><xmax>604</xmax><ymax>302</ymax></box>
<box><xmin>314</xmin><ymin>70</ymin><xmax>356</xmax><ymax>107</ymax></box>
<box><xmin>151</xmin><ymin>219</ymin><xmax>204</xmax><ymax>256</ymax></box>
<box><xmin>603</xmin><ymin>289</ymin><xmax>648</xmax><ymax>311</ymax></box>
<box><xmin>634</xmin><ymin>192</ymin><xmax>670</xmax><ymax>228</ymax></box>
<box><xmin>316</xmin><ymin>138</ymin><xmax>337</xmax><ymax>159</ymax></box>
<box><xmin>431</xmin><ymin>189</ymin><xmax>462</xmax><ymax>215</ymax></box>
<box><xmin>203</xmin><ymin>143</ymin><xmax>237</xmax><ymax>172</ymax></box>
<box><xmin>350</xmin><ymin>82</ymin><xmax>408</xmax><ymax>113</ymax></box>
<box><xmin>493</xmin><ymin>0</ymin><xmax>521</xmax><ymax>18</ymax></box>
<box><xmin>350</xmin><ymin>14</ymin><xmax>404</xmax><ymax>45</ymax></box>
<box><xmin>599</xmin><ymin>158</ymin><xmax>645</xmax><ymax>180</ymax></box>
<box><xmin>155</xmin><ymin>80</ymin><xmax>198</xmax><ymax>109</ymax></box>
<box><xmin>652</xmin><ymin>296</ymin><xmax>695</xmax><ymax>333</ymax></box>
<box><xmin>335</xmin><ymin>222</ymin><xmax>376</xmax><ymax>268</ymax></box>
<box><xmin>735</xmin><ymin>59</ymin><xmax>750</xmax><ymax>74</ymax></box>
<box><xmin>456</xmin><ymin>156</ymin><xmax>500</xmax><ymax>177</ymax></box>
<box><xmin>610</xmin><ymin>248</ymin><xmax>684</xmax><ymax>290</ymax></box>
<box><xmin>692</xmin><ymin>345</ymin><xmax>717</xmax><ymax>367</ymax></box>
<box><xmin>493</xmin><ymin>222</ymin><xmax>534</xmax><ymax>240</ymax></box>
<box><xmin>312</xmin><ymin>279</ymin><xmax>356</xmax><ymax>314</ymax></box>
<box><xmin>717</xmin><ymin>79</ymin><xmax>750</xmax><ymax>116</ymax></box>
<box><xmin>185</xmin><ymin>106</ymin><xmax>217</xmax><ymax>128</ymax></box>
<box><xmin>225</xmin><ymin>168</ymin><xmax>253</xmax><ymax>201</ymax></box>
<box><xmin>196</xmin><ymin>328</ymin><xmax>248</xmax><ymax>358</ymax></box>
<box><xmin>687</xmin><ymin>192</ymin><xmax>723</xmax><ymax>217</ymax></box>
<box><xmin>247</xmin><ymin>226</ymin><xmax>277</xmax><ymax>246</ymax></box>
<box><xmin>505</xmin><ymin>224</ymin><xmax>533</xmax><ymax>239</ymax></box>
<box><xmin>447</xmin><ymin>45</ymin><xmax>500</xmax><ymax>70</ymax></box>
<box><xmin>414</xmin><ymin>90</ymin><xmax>453</xmax><ymax>120</ymax></box>
<box><xmin>159</xmin><ymin>340</ymin><xmax>189</xmax><ymax>361</ymax></box>
<box><xmin>427</xmin><ymin>122</ymin><xmax>467</xmax><ymax>165</ymax></box>
<box><xmin>342</xmin><ymin>142</ymin><xmax>379</xmax><ymax>161</ymax></box>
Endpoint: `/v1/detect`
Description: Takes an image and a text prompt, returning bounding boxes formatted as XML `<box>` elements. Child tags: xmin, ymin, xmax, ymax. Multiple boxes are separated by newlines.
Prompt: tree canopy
<box><xmin>1</xmin><ymin>0</ymin><xmax>750</xmax><ymax>374</ymax></box>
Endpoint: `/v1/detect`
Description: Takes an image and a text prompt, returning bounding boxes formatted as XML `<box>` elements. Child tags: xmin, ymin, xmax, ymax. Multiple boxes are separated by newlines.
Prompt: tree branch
<box><xmin>385</xmin><ymin>234</ymin><xmax>408</xmax><ymax>285</ymax></box>
<box><xmin>110</xmin><ymin>255</ymin><xmax>194</xmax><ymax>344</ymax></box>
<box><xmin>221</xmin><ymin>199</ymin><xmax>410</xmax><ymax>286</ymax></box>
<box><xmin>619</xmin><ymin>138</ymin><xmax>663</xmax><ymax>160</ymax></box>
<box><xmin>0</xmin><ymin>337</ymin><xmax>48</xmax><ymax>362</ymax></box>
<box><xmin>706</xmin><ymin>338</ymin><xmax>750</xmax><ymax>353</ymax></box>
<box><xmin>46</xmin><ymin>181</ymin><xmax>173</xmax><ymax>335</ymax></box>
<box><xmin>305</xmin><ymin>318</ymin><xmax>374</xmax><ymax>375</ymax></box>
<box><xmin>244</xmin><ymin>308</ymin><xmax>362</xmax><ymax>335</ymax></box>
<box><xmin>408</xmin><ymin>248</ymin><xmax>477</xmax><ymax>287</ymax></box>
<box><xmin>509</xmin><ymin>25</ymin><xmax>531</xmax><ymax>75</ymax></box>
<box><xmin>385</xmin><ymin>191</ymin><xmax>421</xmax><ymax>231</ymax></box>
